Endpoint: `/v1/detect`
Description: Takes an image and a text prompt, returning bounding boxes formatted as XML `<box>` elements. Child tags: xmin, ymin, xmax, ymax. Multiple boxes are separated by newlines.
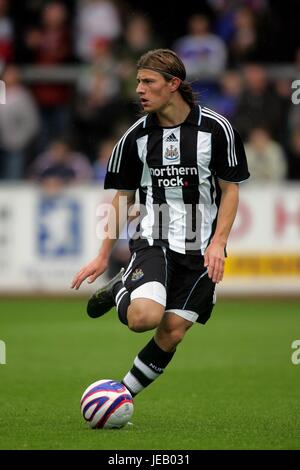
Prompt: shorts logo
<box><xmin>131</xmin><ymin>268</ymin><xmax>144</xmax><ymax>281</ymax></box>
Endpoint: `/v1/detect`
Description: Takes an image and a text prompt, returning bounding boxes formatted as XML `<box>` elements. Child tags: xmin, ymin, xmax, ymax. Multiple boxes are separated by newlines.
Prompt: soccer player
<box><xmin>71</xmin><ymin>49</ymin><xmax>249</xmax><ymax>397</ymax></box>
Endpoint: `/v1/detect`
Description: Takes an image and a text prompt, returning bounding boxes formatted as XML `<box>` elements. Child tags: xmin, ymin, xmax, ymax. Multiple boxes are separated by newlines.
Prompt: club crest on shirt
<box><xmin>131</xmin><ymin>268</ymin><xmax>144</xmax><ymax>281</ymax></box>
<box><xmin>164</xmin><ymin>145</ymin><xmax>179</xmax><ymax>161</ymax></box>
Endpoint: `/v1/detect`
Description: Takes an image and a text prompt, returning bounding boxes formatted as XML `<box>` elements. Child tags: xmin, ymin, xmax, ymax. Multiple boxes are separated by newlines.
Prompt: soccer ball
<box><xmin>80</xmin><ymin>379</ymin><xmax>134</xmax><ymax>429</ymax></box>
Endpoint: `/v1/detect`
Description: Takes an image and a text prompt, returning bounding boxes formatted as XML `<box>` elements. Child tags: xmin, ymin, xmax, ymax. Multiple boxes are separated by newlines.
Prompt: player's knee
<box><xmin>128</xmin><ymin>312</ymin><xmax>149</xmax><ymax>332</ymax></box>
<box><xmin>127</xmin><ymin>307</ymin><xmax>161</xmax><ymax>333</ymax></box>
<box><xmin>127</xmin><ymin>306</ymin><xmax>152</xmax><ymax>332</ymax></box>
<box><xmin>128</xmin><ymin>302</ymin><xmax>163</xmax><ymax>332</ymax></box>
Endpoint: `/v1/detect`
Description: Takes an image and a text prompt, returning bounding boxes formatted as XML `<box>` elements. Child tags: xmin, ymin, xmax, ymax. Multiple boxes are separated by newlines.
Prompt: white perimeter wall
<box><xmin>0</xmin><ymin>183</ymin><xmax>299</xmax><ymax>296</ymax></box>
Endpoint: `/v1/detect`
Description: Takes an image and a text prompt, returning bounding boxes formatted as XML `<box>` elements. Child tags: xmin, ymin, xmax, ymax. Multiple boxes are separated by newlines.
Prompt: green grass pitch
<box><xmin>0</xmin><ymin>298</ymin><xmax>299</xmax><ymax>450</ymax></box>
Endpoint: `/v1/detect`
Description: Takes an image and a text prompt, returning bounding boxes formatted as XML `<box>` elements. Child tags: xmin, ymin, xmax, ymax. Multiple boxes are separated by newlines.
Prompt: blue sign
<box><xmin>37</xmin><ymin>195</ymin><xmax>81</xmax><ymax>257</ymax></box>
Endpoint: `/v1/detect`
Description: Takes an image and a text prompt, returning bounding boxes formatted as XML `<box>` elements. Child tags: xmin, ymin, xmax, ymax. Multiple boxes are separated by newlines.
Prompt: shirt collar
<box><xmin>144</xmin><ymin>105</ymin><xmax>201</xmax><ymax>128</ymax></box>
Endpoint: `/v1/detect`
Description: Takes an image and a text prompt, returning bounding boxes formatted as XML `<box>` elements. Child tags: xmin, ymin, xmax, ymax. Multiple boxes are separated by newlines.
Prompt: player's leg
<box><xmin>115</xmin><ymin>247</ymin><xmax>168</xmax><ymax>331</ymax></box>
<box><xmin>122</xmin><ymin>312</ymin><xmax>193</xmax><ymax>397</ymax></box>
<box><xmin>87</xmin><ymin>246</ymin><xmax>167</xmax><ymax>332</ymax></box>
<box><xmin>127</xmin><ymin>298</ymin><xmax>164</xmax><ymax>332</ymax></box>
<box><xmin>154</xmin><ymin>311</ymin><xmax>193</xmax><ymax>352</ymax></box>
<box><xmin>122</xmin><ymin>253</ymin><xmax>216</xmax><ymax>397</ymax></box>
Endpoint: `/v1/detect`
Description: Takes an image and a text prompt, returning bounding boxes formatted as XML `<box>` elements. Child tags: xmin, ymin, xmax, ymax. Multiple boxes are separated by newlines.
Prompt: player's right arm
<box><xmin>71</xmin><ymin>190</ymin><xmax>136</xmax><ymax>290</ymax></box>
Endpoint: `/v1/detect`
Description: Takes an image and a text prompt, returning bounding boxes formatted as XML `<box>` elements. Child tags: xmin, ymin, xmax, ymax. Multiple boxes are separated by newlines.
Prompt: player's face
<box><xmin>136</xmin><ymin>69</ymin><xmax>173</xmax><ymax>113</ymax></box>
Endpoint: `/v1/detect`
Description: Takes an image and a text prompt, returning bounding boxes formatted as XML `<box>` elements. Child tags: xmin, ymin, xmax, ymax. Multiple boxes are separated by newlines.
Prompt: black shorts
<box><xmin>122</xmin><ymin>246</ymin><xmax>216</xmax><ymax>324</ymax></box>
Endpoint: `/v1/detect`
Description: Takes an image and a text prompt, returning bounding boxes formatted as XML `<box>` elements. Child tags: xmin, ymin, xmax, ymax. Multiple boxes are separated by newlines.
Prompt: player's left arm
<box><xmin>204</xmin><ymin>180</ymin><xmax>239</xmax><ymax>283</ymax></box>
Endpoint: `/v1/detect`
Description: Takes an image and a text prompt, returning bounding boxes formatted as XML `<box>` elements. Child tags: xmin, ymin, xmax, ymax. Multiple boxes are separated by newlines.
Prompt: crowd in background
<box><xmin>0</xmin><ymin>0</ymin><xmax>300</xmax><ymax>185</ymax></box>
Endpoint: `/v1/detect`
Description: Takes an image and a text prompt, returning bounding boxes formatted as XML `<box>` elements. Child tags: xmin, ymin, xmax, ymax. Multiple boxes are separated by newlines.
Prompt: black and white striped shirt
<box><xmin>105</xmin><ymin>105</ymin><xmax>250</xmax><ymax>255</ymax></box>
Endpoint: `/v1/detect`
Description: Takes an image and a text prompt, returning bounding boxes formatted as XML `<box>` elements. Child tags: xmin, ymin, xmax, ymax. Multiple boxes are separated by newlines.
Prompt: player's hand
<box><xmin>71</xmin><ymin>256</ymin><xmax>108</xmax><ymax>290</ymax></box>
<box><xmin>204</xmin><ymin>242</ymin><xmax>225</xmax><ymax>284</ymax></box>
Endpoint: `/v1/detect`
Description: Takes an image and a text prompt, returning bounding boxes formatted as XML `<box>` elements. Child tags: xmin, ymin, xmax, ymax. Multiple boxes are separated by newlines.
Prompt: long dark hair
<box><xmin>137</xmin><ymin>48</ymin><xmax>196</xmax><ymax>108</ymax></box>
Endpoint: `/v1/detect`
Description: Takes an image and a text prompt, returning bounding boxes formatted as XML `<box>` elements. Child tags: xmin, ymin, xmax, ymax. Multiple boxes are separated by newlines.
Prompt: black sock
<box><xmin>122</xmin><ymin>337</ymin><xmax>176</xmax><ymax>396</ymax></box>
<box><xmin>112</xmin><ymin>281</ymin><xmax>130</xmax><ymax>325</ymax></box>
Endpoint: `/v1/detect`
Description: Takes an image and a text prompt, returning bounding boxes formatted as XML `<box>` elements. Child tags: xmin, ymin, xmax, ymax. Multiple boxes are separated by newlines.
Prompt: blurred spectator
<box><xmin>26</xmin><ymin>2</ymin><xmax>72</xmax><ymax>65</ymax></box>
<box><xmin>26</xmin><ymin>2</ymin><xmax>73</xmax><ymax>151</ymax></box>
<box><xmin>234</xmin><ymin>64</ymin><xmax>281</xmax><ymax>139</ymax></box>
<box><xmin>287</xmin><ymin>48</ymin><xmax>300</xmax><ymax>140</ymax></box>
<box><xmin>209</xmin><ymin>0</ymin><xmax>236</xmax><ymax>43</ymax></box>
<box><xmin>116</xmin><ymin>13</ymin><xmax>162</xmax><ymax>108</ymax></box>
<box><xmin>120</xmin><ymin>14</ymin><xmax>161</xmax><ymax>61</ymax></box>
<box><xmin>210</xmin><ymin>70</ymin><xmax>242</xmax><ymax>119</ymax></box>
<box><xmin>29</xmin><ymin>139</ymin><xmax>92</xmax><ymax>182</ymax></box>
<box><xmin>39</xmin><ymin>165</ymin><xmax>76</xmax><ymax>183</ymax></box>
<box><xmin>245</xmin><ymin>127</ymin><xmax>287</xmax><ymax>182</ymax></box>
<box><xmin>0</xmin><ymin>0</ymin><xmax>13</xmax><ymax>67</ymax></box>
<box><xmin>38</xmin><ymin>167</ymin><xmax>77</xmax><ymax>197</ymax></box>
<box><xmin>210</xmin><ymin>0</ymin><xmax>271</xmax><ymax>63</ymax></box>
<box><xmin>74</xmin><ymin>39</ymin><xmax>121</xmax><ymax>157</ymax></box>
<box><xmin>273</xmin><ymin>78</ymin><xmax>293</xmax><ymax>148</ymax></box>
<box><xmin>114</xmin><ymin>13</ymin><xmax>162</xmax><ymax>120</ymax></box>
<box><xmin>75</xmin><ymin>0</ymin><xmax>121</xmax><ymax>62</ymax></box>
<box><xmin>173</xmin><ymin>14</ymin><xmax>227</xmax><ymax>81</ymax></box>
<box><xmin>0</xmin><ymin>0</ymin><xmax>298</xmax><ymax>186</ymax></box>
<box><xmin>0</xmin><ymin>65</ymin><xmax>40</xmax><ymax>179</ymax></box>
<box><xmin>288</xmin><ymin>103</ymin><xmax>300</xmax><ymax>139</ymax></box>
<box><xmin>93</xmin><ymin>138</ymin><xmax>115</xmax><ymax>183</ymax></box>
<box><xmin>286</xmin><ymin>128</ymin><xmax>300</xmax><ymax>180</ymax></box>
<box><xmin>294</xmin><ymin>46</ymin><xmax>300</xmax><ymax>72</ymax></box>
<box><xmin>76</xmin><ymin>38</ymin><xmax>120</xmax><ymax>102</ymax></box>
<box><xmin>229</xmin><ymin>7</ymin><xmax>258</xmax><ymax>64</ymax></box>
